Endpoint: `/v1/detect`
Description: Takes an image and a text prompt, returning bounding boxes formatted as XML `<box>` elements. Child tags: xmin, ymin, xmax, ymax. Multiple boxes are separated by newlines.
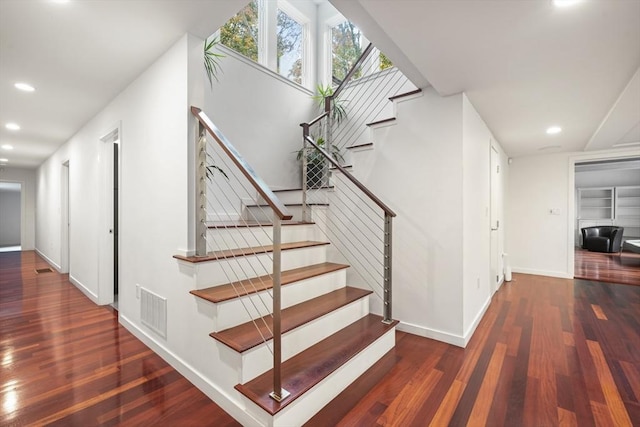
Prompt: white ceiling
<box><xmin>0</xmin><ymin>0</ymin><xmax>246</xmax><ymax>168</ymax></box>
<box><xmin>331</xmin><ymin>0</ymin><xmax>640</xmax><ymax>158</ymax></box>
<box><xmin>1</xmin><ymin>0</ymin><xmax>639</xmax><ymax>169</ymax></box>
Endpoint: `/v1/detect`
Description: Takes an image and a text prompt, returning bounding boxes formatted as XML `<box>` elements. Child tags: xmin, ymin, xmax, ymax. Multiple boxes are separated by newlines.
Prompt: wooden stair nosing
<box><xmin>173</xmin><ymin>241</ymin><xmax>329</xmax><ymax>263</ymax></box>
<box><xmin>235</xmin><ymin>313</ymin><xmax>399</xmax><ymax>415</ymax></box>
<box><xmin>389</xmin><ymin>88</ymin><xmax>422</xmax><ymax>101</ymax></box>
<box><xmin>206</xmin><ymin>220</ymin><xmax>314</xmax><ymax>229</ymax></box>
<box><xmin>190</xmin><ymin>262</ymin><xmax>349</xmax><ymax>303</ymax></box>
<box><xmin>210</xmin><ymin>287</ymin><xmax>373</xmax><ymax>353</ymax></box>
<box><xmin>272</xmin><ymin>186</ymin><xmax>334</xmax><ymax>193</ymax></box>
<box><xmin>245</xmin><ymin>203</ymin><xmax>329</xmax><ymax>208</ymax></box>
<box><xmin>346</xmin><ymin>142</ymin><xmax>374</xmax><ymax>150</ymax></box>
<box><xmin>366</xmin><ymin>117</ymin><xmax>396</xmax><ymax>127</ymax></box>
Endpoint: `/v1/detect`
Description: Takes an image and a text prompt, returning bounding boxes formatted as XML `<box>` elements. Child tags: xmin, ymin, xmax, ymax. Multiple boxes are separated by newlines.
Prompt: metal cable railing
<box><xmin>300</xmin><ymin>118</ymin><xmax>395</xmax><ymax>323</ymax></box>
<box><xmin>192</xmin><ymin>107</ymin><xmax>291</xmax><ymax>402</ymax></box>
<box><xmin>328</xmin><ymin>44</ymin><xmax>417</xmax><ymax>151</ymax></box>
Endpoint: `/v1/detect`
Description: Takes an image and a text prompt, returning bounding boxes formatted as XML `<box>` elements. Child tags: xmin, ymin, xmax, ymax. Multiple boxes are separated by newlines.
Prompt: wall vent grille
<box><xmin>140</xmin><ymin>287</ymin><xmax>167</xmax><ymax>338</ymax></box>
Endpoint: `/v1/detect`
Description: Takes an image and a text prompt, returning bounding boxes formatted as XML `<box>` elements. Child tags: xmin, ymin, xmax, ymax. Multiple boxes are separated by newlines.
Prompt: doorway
<box><xmin>0</xmin><ymin>182</ymin><xmax>22</xmax><ymax>252</ymax></box>
<box><xmin>99</xmin><ymin>127</ymin><xmax>120</xmax><ymax>307</ymax></box>
<box><xmin>61</xmin><ymin>161</ymin><xmax>70</xmax><ymax>272</ymax></box>
<box><xmin>490</xmin><ymin>145</ymin><xmax>500</xmax><ymax>294</ymax></box>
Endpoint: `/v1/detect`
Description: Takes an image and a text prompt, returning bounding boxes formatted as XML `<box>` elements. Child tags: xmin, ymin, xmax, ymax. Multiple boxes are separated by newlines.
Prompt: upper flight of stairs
<box><xmin>175</xmin><ymin>219</ymin><xmax>398</xmax><ymax>426</ymax></box>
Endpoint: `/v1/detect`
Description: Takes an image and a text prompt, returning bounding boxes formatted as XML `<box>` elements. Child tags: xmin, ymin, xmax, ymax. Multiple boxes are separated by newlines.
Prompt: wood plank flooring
<box><xmin>337</xmin><ymin>274</ymin><xmax>640</xmax><ymax>426</ymax></box>
<box><xmin>2</xmin><ymin>251</ymin><xmax>639</xmax><ymax>426</ymax></box>
<box><xmin>575</xmin><ymin>247</ymin><xmax>640</xmax><ymax>286</ymax></box>
<box><xmin>0</xmin><ymin>251</ymin><xmax>240</xmax><ymax>426</ymax></box>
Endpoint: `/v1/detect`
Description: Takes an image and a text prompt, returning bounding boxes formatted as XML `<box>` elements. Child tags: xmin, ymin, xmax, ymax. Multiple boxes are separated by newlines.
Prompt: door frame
<box><xmin>566</xmin><ymin>149</ymin><xmax>639</xmax><ymax>278</ymax></box>
<box><xmin>61</xmin><ymin>161</ymin><xmax>70</xmax><ymax>273</ymax></box>
<box><xmin>98</xmin><ymin>123</ymin><xmax>121</xmax><ymax>305</ymax></box>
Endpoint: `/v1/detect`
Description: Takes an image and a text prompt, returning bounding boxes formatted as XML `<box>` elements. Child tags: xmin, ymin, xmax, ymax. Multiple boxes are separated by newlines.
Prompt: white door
<box><xmin>490</xmin><ymin>145</ymin><xmax>500</xmax><ymax>294</ymax></box>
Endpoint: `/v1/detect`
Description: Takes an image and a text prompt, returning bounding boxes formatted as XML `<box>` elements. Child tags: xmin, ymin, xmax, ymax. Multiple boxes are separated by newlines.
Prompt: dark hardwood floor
<box><xmin>575</xmin><ymin>247</ymin><xmax>640</xmax><ymax>286</ymax></box>
<box><xmin>0</xmin><ymin>251</ymin><xmax>240</xmax><ymax>427</ymax></box>
<box><xmin>2</xmin><ymin>251</ymin><xmax>639</xmax><ymax>426</ymax></box>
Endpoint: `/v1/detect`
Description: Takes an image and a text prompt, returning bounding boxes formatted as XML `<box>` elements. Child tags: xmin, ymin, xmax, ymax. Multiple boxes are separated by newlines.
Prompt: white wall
<box><xmin>0</xmin><ymin>190</ymin><xmax>21</xmax><ymax>246</ymax></box>
<box><xmin>205</xmin><ymin>46</ymin><xmax>317</xmax><ymax>192</ymax></box>
<box><xmin>0</xmin><ymin>167</ymin><xmax>36</xmax><ymax>249</ymax></box>
<box><xmin>344</xmin><ymin>89</ymin><xmax>508</xmax><ymax>346</ymax></box>
<box><xmin>462</xmin><ymin>94</ymin><xmax>496</xmax><ymax>339</ymax></box>
<box><xmin>507</xmin><ymin>148</ymin><xmax>639</xmax><ymax>279</ymax></box>
<box><xmin>36</xmin><ymin>35</ymin><xmax>198</xmax><ymax>303</ymax></box>
<box><xmin>350</xmin><ymin>87</ymin><xmax>465</xmax><ymax>342</ymax></box>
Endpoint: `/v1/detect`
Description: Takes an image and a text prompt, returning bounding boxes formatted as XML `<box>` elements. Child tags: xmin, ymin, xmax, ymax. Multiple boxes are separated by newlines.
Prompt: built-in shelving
<box><xmin>577</xmin><ymin>186</ymin><xmax>640</xmax><ymax>243</ymax></box>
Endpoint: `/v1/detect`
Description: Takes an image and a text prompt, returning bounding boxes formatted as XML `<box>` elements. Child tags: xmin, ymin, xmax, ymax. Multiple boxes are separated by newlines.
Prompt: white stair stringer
<box><xmin>194</xmin><ymin>268</ymin><xmax>348</xmax><ymax>332</ymax></box>
<box><xmin>220</xmin><ymin>295</ymin><xmax>370</xmax><ymax>386</ymax></box>
<box><xmin>240</xmin><ymin>326</ymin><xmax>396</xmax><ymax>427</ymax></box>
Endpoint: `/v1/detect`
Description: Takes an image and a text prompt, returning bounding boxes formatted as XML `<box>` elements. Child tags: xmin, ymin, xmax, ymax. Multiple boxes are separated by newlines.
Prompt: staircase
<box><xmin>175</xmin><ymin>219</ymin><xmax>397</xmax><ymax>426</ymax></box>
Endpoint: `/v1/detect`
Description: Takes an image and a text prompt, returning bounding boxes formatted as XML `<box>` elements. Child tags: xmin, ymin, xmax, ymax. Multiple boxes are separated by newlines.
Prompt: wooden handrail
<box><xmin>191</xmin><ymin>106</ymin><xmax>292</xmax><ymax>221</ymax></box>
<box><xmin>333</xmin><ymin>43</ymin><xmax>375</xmax><ymax>99</ymax></box>
<box><xmin>303</xmin><ymin>135</ymin><xmax>396</xmax><ymax>217</ymax></box>
<box><xmin>302</xmin><ymin>112</ymin><xmax>329</xmax><ymax>128</ymax></box>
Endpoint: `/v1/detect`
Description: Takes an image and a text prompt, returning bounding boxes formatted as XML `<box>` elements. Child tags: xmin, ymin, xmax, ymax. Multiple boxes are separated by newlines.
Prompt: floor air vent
<box><xmin>140</xmin><ymin>287</ymin><xmax>167</xmax><ymax>338</ymax></box>
<box><xmin>35</xmin><ymin>267</ymin><xmax>54</xmax><ymax>274</ymax></box>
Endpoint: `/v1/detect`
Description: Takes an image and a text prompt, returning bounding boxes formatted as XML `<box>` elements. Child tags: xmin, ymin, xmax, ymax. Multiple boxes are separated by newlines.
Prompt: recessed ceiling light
<box><xmin>1</xmin><ymin>144</ymin><xmax>14</xmax><ymax>150</ymax></box>
<box><xmin>0</xmin><ymin>158</ymin><xmax>9</xmax><ymax>163</ymax></box>
<box><xmin>553</xmin><ymin>0</ymin><xmax>581</xmax><ymax>7</ymax></box>
<box><xmin>14</xmin><ymin>82</ymin><xmax>35</xmax><ymax>92</ymax></box>
<box><xmin>546</xmin><ymin>126</ymin><xmax>562</xmax><ymax>135</ymax></box>
<box><xmin>5</xmin><ymin>123</ymin><xmax>20</xmax><ymax>131</ymax></box>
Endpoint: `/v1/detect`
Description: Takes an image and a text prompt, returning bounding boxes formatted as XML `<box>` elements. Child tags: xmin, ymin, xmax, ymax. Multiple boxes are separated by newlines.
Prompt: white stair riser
<box><xmin>246</xmin><ymin>205</ymin><xmax>329</xmax><ymax>223</ymax></box>
<box><xmin>242</xmin><ymin>327</ymin><xmax>396</xmax><ymax>427</ymax></box>
<box><xmin>257</xmin><ymin>189</ymin><xmax>332</xmax><ymax>205</ymax></box>
<box><xmin>207</xmin><ymin>224</ymin><xmax>317</xmax><ymax>251</ymax></box>
<box><xmin>202</xmin><ymin>269</ymin><xmax>347</xmax><ymax>332</ymax></box>
<box><xmin>219</xmin><ymin>296</ymin><xmax>370</xmax><ymax>385</ymax></box>
<box><xmin>184</xmin><ymin>245</ymin><xmax>328</xmax><ymax>287</ymax></box>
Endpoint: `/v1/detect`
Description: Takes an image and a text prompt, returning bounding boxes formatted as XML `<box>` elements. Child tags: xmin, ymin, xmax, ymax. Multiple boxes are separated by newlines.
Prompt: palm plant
<box><xmin>312</xmin><ymin>84</ymin><xmax>348</xmax><ymax>123</ymax></box>
<box><xmin>204</xmin><ymin>36</ymin><xmax>224</xmax><ymax>88</ymax></box>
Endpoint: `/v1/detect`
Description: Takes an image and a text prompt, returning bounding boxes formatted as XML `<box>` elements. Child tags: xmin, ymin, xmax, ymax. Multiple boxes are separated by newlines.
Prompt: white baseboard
<box><xmin>69</xmin><ymin>274</ymin><xmax>99</xmax><ymax>304</ymax></box>
<box><xmin>396</xmin><ymin>321</ymin><xmax>465</xmax><ymax>348</ymax></box>
<box><xmin>118</xmin><ymin>314</ymin><xmax>261</xmax><ymax>427</ymax></box>
<box><xmin>512</xmin><ymin>267</ymin><xmax>572</xmax><ymax>279</ymax></box>
<box><xmin>35</xmin><ymin>248</ymin><xmax>62</xmax><ymax>272</ymax></box>
<box><xmin>462</xmin><ymin>296</ymin><xmax>492</xmax><ymax>347</ymax></box>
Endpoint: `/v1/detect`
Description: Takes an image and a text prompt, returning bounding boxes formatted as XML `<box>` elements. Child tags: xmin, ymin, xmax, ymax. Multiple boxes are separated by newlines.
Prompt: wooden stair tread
<box><xmin>272</xmin><ymin>186</ymin><xmax>333</xmax><ymax>193</ymax></box>
<box><xmin>190</xmin><ymin>262</ymin><xmax>349</xmax><ymax>303</ymax></box>
<box><xmin>346</xmin><ymin>142</ymin><xmax>373</xmax><ymax>150</ymax></box>
<box><xmin>173</xmin><ymin>241</ymin><xmax>329</xmax><ymax>263</ymax></box>
<box><xmin>389</xmin><ymin>88</ymin><xmax>422</xmax><ymax>101</ymax></box>
<box><xmin>206</xmin><ymin>220</ymin><xmax>313</xmax><ymax>229</ymax></box>
<box><xmin>366</xmin><ymin>117</ymin><xmax>396</xmax><ymax>127</ymax></box>
<box><xmin>211</xmin><ymin>287</ymin><xmax>372</xmax><ymax>353</ymax></box>
<box><xmin>246</xmin><ymin>203</ymin><xmax>329</xmax><ymax>207</ymax></box>
<box><xmin>235</xmin><ymin>314</ymin><xmax>398</xmax><ymax>415</ymax></box>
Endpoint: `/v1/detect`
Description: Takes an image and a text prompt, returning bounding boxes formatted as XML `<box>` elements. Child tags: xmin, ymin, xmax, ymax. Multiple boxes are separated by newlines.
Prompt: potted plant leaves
<box><xmin>296</xmin><ymin>137</ymin><xmax>344</xmax><ymax>188</ymax></box>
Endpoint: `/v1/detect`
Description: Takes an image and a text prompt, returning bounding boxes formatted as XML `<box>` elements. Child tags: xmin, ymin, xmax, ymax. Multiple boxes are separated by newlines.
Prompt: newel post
<box><xmin>195</xmin><ymin>121</ymin><xmax>207</xmax><ymax>257</ymax></box>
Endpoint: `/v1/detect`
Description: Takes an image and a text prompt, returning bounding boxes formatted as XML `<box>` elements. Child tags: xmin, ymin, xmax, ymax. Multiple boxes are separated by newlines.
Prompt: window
<box><xmin>218</xmin><ymin>0</ymin><xmax>308</xmax><ymax>86</ymax></box>
<box><xmin>331</xmin><ymin>20</ymin><xmax>392</xmax><ymax>84</ymax></box>
<box><xmin>220</xmin><ymin>1</ymin><xmax>259</xmax><ymax>62</ymax></box>
<box><xmin>277</xmin><ymin>9</ymin><xmax>303</xmax><ymax>84</ymax></box>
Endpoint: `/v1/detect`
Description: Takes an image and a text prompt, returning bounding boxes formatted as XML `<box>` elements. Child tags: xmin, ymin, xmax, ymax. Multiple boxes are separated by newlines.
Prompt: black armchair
<box><xmin>581</xmin><ymin>226</ymin><xmax>624</xmax><ymax>253</ymax></box>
